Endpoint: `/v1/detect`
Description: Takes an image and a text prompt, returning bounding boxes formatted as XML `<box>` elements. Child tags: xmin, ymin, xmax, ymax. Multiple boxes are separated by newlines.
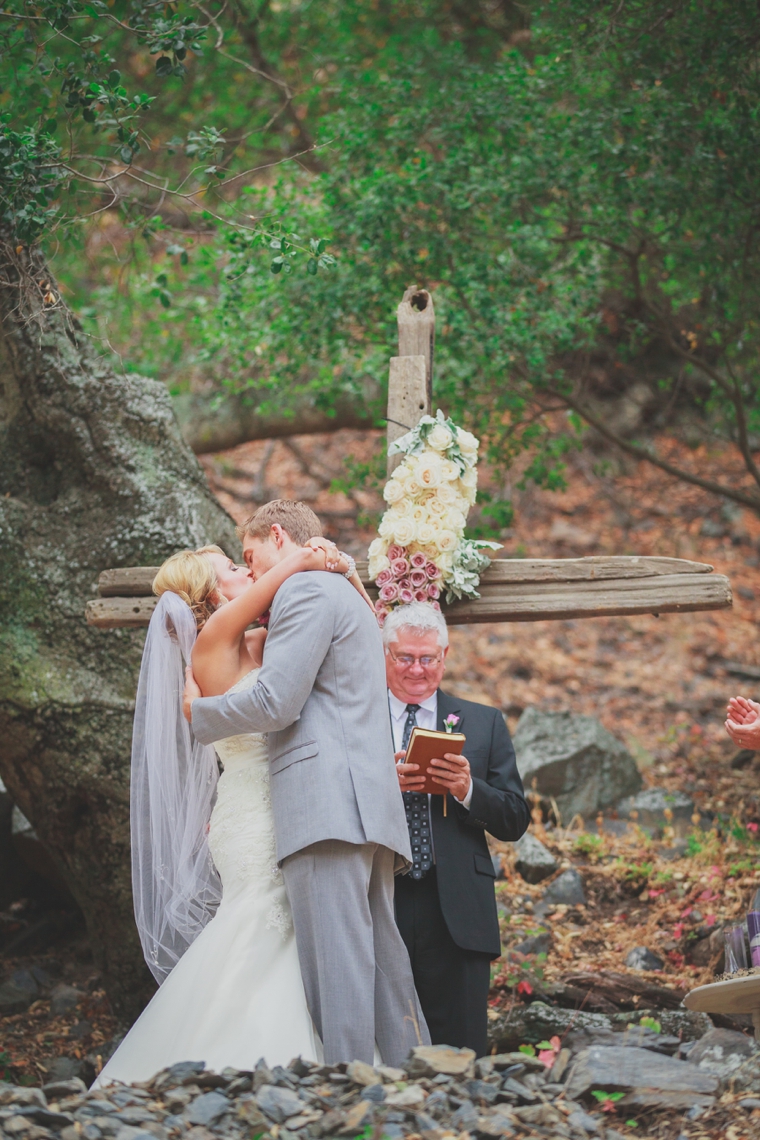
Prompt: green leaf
<box><xmin>107</xmin><ymin>70</ymin><xmax>121</xmax><ymax>87</ymax></box>
<box><xmin>119</xmin><ymin>146</ymin><xmax>133</xmax><ymax>164</ymax></box>
<box><xmin>43</xmin><ymin>119</ymin><xmax>57</xmax><ymax>134</ymax></box>
<box><xmin>307</xmin><ymin>259</ymin><xmax>318</xmax><ymax>275</ymax></box>
<box><xmin>155</xmin><ymin>56</ymin><xmax>173</xmax><ymax>78</ymax></box>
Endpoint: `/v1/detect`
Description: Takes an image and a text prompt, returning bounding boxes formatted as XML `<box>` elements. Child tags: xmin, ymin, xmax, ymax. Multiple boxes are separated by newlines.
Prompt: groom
<box><xmin>183</xmin><ymin>499</ymin><xmax>429</xmax><ymax>1066</ymax></box>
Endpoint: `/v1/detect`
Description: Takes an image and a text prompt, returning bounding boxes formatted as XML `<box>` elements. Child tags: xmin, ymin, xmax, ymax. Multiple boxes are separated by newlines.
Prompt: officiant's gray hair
<box><xmin>381</xmin><ymin>602</ymin><xmax>449</xmax><ymax>649</ymax></box>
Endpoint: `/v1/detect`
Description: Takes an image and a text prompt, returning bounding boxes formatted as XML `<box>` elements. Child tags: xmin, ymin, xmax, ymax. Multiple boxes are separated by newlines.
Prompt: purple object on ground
<box><xmin>746</xmin><ymin>912</ymin><xmax>760</xmax><ymax>968</ymax></box>
<box><xmin>725</xmin><ymin>924</ymin><xmax>749</xmax><ymax>973</ymax></box>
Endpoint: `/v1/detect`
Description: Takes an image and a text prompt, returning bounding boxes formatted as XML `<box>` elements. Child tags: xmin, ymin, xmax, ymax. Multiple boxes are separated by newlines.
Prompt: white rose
<box><xmin>426</xmin><ymin>496</ymin><xmax>446</xmax><ymax>518</ymax></box>
<box><xmin>378</xmin><ymin>514</ymin><xmax>395</xmax><ymax>539</ymax></box>
<box><xmin>411</xmin><ymin>504</ymin><xmax>428</xmax><ymax>525</ymax></box>
<box><xmin>368</xmin><ymin>554</ymin><xmax>390</xmax><ymax>579</ymax></box>
<box><xmin>416</xmin><ymin>453</ymin><xmax>443</xmax><ymax>489</ymax></box>
<box><xmin>456</xmin><ymin>427</ymin><xmax>479</xmax><ymax>457</ymax></box>
<box><xmin>427</xmin><ymin>423</ymin><xmax>453</xmax><ymax>452</ymax></box>
<box><xmin>436</xmin><ymin>482</ymin><xmax>457</xmax><ymax>505</ymax></box>
<box><xmin>460</xmin><ymin>467</ymin><xmax>477</xmax><ymax>489</ymax></box>
<box><xmin>383</xmin><ymin>478</ymin><xmax>406</xmax><ymax>505</ymax></box>
<box><xmin>416</xmin><ymin>522</ymin><xmax>437</xmax><ymax>546</ymax></box>
<box><xmin>436</xmin><ymin>529</ymin><xmax>458</xmax><ymax>553</ymax></box>
<box><xmin>440</xmin><ymin>458</ymin><xmax>460</xmax><ymax>482</ymax></box>
<box><xmin>368</xmin><ymin>536</ymin><xmax>387</xmax><ymax>558</ymax></box>
<box><xmin>393</xmin><ymin>517</ymin><xmax>418</xmax><ymax>546</ymax></box>
<box><xmin>437</xmin><ymin>550</ymin><xmax>454</xmax><ymax>573</ymax></box>
<box><xmin>444</xmin><ymin>508</ymin><xmax>467</xmax><ymax>532</ymax></box>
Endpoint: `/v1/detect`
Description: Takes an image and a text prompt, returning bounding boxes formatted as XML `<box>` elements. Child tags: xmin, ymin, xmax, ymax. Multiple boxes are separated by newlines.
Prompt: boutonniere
<box><xmin>443</xmin><ymin>714</ymin><xmax>460</xmax><ymax>734</ymax></box>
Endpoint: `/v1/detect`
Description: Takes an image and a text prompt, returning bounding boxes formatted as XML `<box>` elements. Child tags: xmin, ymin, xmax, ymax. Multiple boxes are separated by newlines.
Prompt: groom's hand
<box><xmin>183</xmin><ymin>666</ymin><xmax>201</xmax><ymax>723</ymax></box>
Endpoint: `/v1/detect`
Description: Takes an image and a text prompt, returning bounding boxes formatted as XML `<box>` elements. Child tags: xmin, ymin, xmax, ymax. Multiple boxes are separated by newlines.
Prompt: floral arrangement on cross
<box><xmin>367</xmin><ymin>410</ymin><xmax>500</xmax><ymax>623</ymax></box>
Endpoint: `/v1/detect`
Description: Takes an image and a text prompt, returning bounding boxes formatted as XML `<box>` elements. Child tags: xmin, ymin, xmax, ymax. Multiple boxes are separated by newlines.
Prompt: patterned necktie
<box><xmin>401</xmin><ymin>703</ymin><xmax>433</xmax><ymax>880</ymax></box>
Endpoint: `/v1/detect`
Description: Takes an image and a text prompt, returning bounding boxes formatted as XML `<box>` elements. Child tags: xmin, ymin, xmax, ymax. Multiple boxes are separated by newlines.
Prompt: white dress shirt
<box><xmin>388</xmin><ymin>689</ymin><xmax>473</xmax><ymax>809</ymax></box>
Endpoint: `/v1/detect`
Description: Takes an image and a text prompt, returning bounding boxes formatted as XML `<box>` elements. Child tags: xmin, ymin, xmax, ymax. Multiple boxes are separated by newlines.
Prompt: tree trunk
<box><xmin>0</xmin><ymin>239</ymin><xmax>238</xmax><ymax>1018</ymax></box>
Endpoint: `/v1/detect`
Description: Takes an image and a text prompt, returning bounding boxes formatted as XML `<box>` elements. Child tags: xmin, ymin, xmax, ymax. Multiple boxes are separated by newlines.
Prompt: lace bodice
<box><xmin>207</xmin><ymin>668</ymin><xmax>291</xmax><ymax>938</ymax></box>
<box><xmin>213</xmin><ymin>669</ymin><xmax>267</xmax><ymax>769</ymax></box>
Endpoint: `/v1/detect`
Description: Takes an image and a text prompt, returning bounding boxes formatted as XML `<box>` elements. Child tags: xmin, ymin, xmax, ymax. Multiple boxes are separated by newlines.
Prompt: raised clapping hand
<box><xmin>725</xmin><ymin>696</ymin><xmax>760</xmax><ymax>752</ymax></box>
<box><xmin>394</xmin><ymin>749</ymin><xmax>472</xmax><ymax>802</ymax></box>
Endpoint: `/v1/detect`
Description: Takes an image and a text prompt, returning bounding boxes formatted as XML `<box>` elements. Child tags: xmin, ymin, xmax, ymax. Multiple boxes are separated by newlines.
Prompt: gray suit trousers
<box><xmin>281</xmin><ymin>841</ymin><xmax>430</xmax><ymax>1066</ymax></box>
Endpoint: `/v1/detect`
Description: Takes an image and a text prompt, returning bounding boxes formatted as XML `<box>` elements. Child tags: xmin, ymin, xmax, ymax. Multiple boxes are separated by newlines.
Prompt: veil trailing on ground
<box><xmin>131</xmin><ymin>591</ymin><xmax>222</xmax><ymax>984</ymax></box>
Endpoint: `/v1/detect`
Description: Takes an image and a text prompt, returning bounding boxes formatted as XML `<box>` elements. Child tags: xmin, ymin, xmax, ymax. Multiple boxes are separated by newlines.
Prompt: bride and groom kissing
<box><xmin>97</xmin><ymin>498</ymin><xmax>430</xmax><ymax>1086</ymax></box>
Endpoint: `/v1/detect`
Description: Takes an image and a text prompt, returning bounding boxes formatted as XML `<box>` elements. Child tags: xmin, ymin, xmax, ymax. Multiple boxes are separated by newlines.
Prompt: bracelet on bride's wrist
<box><xmin>340</xmin><ymin>552</ymin><xmax>356</xmax><ymax>579</ymax></box>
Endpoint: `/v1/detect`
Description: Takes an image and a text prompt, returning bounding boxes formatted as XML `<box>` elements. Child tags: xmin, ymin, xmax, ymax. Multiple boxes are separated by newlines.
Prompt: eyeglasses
<box><xmin>387</xmin><ymin>648</ymin><xmax>443</xmax><ymax>669</ymax></box>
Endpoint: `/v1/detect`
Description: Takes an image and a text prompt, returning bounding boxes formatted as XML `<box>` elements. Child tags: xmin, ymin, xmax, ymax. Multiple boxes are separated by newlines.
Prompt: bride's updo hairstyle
<box><xmin>152</xmin><ymin>544</ymin><xmax>227</xmax><ymax>630</ymax></box>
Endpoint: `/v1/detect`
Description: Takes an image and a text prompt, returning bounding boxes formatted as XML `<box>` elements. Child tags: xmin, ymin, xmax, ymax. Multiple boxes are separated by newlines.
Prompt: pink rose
<box><xmin>374</xmin><ymin>602</ymin><xmax>390</xmax><ymax>622</ymax></box>
<box><xmin>391</xmin><ymin>557</ymin><xmax>410</xmax><ymax>579</ymax></box>
<box><xmin>431</xmin><ymin>600</ymin><xmax>441</xmax><ymax>611</ymax></box>
<box><xmin>426</xmin><ymin>583</ymin><xmax>440</xmax><ymax>600</ymax></box>
<box><xmin>379</xmin><ymin>581</ymin><xmax>399</xmax><ymax>603</ymax></box>
<box><xmin>399</xmin><ymin>587</ymin><xmax>415</xmax><ymax>604</ymax></box>
<box><xmin>399</xmin><ymin>577</ymin><xmax>413</xmax><ymax>592</ymax></box>
<box><xmin>375</xmin><ymin>567</ymin><xmax>394</xmax><ymax>587</ymax></box>
<box><xmin>410</xmin><ymin>569</ymin><xmax>428</xmax><ymax>589</ymax></box>
<box><xmin>410</xmin><ymin>551</ymin><xmax>427</xmax><ymax>569</ymax></box>
<box><xmin>414</xmin><ymin>588</ymin><xmax>428</xmax><ymax>603</ymax></box>
<box><xmin>425</xmin><ymin>561</ymin><xmax>441</xmax><ymax>580</ymax></box>
<box><xmin>388</xmin><ymin>544</ymin><xmax>405</xmax><ymax>561</ymax></box>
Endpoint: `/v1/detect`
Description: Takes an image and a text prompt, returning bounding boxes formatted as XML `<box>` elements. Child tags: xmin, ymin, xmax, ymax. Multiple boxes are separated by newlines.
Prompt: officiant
<box><xmin>385</xmin><ymin>601</ymin><xmax>529</xmax><ymax>1058</ymax></box>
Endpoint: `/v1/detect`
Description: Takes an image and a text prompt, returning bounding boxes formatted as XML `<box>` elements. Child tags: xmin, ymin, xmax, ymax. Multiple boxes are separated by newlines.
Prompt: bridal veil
<box><xmin>131</xmin><ymin>591</ymin><xmax>222</xmax><ymax>983</ymax></box>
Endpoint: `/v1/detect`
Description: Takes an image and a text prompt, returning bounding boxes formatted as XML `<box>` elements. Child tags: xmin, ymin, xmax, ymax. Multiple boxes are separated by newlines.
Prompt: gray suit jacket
<box><xmin>191</xmin><ymin>572</ymin><xmax>412</xmax><ymax>865</ymax></box>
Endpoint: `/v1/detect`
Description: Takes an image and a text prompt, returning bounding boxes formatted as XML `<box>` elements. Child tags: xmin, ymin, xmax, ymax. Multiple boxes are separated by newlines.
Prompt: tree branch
<box><xmin>548</xmin><ymin>387</ymin><xmax>760</xmax><ymax>512</ymax></box>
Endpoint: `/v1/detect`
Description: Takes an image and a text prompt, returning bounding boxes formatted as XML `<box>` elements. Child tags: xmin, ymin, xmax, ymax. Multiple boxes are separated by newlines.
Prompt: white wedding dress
<box><xmin>97</xmin><ymin>669</ymin><xmax>319</xmax><ymax>1085</ymax></box>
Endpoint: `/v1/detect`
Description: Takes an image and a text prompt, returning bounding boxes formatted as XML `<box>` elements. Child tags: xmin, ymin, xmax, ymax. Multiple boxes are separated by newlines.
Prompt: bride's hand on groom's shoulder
<box><xmin>183</xmin><ymin>666</ymin><xmax>201</xmax><ymax>723</ymax></box>
<box><xmin>304</xmin><ymin>537</ymin><xmax>343</xmax><ymax>572</ymax></box>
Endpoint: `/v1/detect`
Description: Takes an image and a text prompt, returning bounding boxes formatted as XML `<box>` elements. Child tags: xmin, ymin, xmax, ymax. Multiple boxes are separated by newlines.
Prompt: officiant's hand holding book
<box><xmin>396</xmin><ymin>728</ymin><xmax>469</xmax><ymax>816</ymax></box>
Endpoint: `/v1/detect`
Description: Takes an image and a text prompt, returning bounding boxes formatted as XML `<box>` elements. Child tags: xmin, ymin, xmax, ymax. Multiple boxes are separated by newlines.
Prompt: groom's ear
<box><xmin>270</xmin><ymin>523</ymin><xmax>285</xmax><ymax>548</ymax></box>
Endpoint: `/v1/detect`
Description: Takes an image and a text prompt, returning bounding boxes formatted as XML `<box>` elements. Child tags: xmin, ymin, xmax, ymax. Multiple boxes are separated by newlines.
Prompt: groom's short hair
<box><xmin>237</xmin><ymin>499</ymin><xmax>323</xmax><ymax>546</ymax></box>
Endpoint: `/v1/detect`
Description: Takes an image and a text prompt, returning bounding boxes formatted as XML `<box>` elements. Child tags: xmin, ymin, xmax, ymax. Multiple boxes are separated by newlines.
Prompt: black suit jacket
<box><xmin>428</xmin><ymin>688</ymin><xmax>529</xmax><ymax>958</ymax></box>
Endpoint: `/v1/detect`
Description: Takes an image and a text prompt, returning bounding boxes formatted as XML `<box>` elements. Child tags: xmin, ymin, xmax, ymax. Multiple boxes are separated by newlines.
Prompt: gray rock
<box><xmin>620</xmin><ymin>1090</ymin><xmax>715</xmax><ymax>1112</ymax></box>
<box><xmin>566</xmin><ymin>1109</ymin><xmax>601</xmax><ymax>1134</ymax></box>
<box><xmin>0</xmin><ymin>970</ymin><xmax>38</xmax><ymax>1014</ymax></box>
<box><xmin>625</xmin><ymin>946</ymin><xmax>664</xmax><ymax>971</ymax></box>
<box><xmin>450</xmin><ymin>1101</ymin><xmax>478</xmax><ymax>1130</ymax></box>
<box><xmin>687</xmin><ymin>1028</ymin><xmax>758</xmax><ymax>1085</ymax></box>
<box><xmin>617</xmin><ymin>787</ymin><xmax>695</xmax><ymax>836</ymax></box>
<box><xmin>513</xmin><ymin>708</ymin><xmax>641</xmax><ymax>821</ymax></box>
<box><xmin>185</xmin><ymin>1092</ymin><xmax>230</xmax><ymax>1127</ymax></box>
<box><xmin>406</xmin><ymin>1045</ymin><xmax>476</xmax><ymax>1079</ymax></box>
<box><xmin>0</xmin><ymin>1089</ymin><xmax>47</xmax><ymax>1108</ymax></box>
<box><xmin>719</xmin><ymin>1052</ymin><xmax>760</xmax><ymax>1095</ymax></box>
<box><xmin>565</xmin><ymin>1045</ymin><xmax>719</xmax><ymax>1101</ymax></box>
<box><xmin>41</xmin><ymin>1079</ymin><xmax>87</xmax><ymax>1098</ymax></box>
<box><xmin>513</xmin><ymin>834</ymin><xmax>558</xmax><ymax>884</ymax></box>
<box><xmin>49</xmin><ymin>984</ymin><xmax>85</xmax><ymax>1021</ymax></box>
<box><xmin>255</xmin><ymin>1084</ymin><xmax>303</xmax><ymax>1122</ymax></box>
<box><xmin>542</xmin><ymin>869</ymin><xmax>585</xmax><ymax>907</ymax></box>
<box><xmin>514</xmin><ymin>931</ymin><xmax>552</xmax><ymax>957</ymax></box>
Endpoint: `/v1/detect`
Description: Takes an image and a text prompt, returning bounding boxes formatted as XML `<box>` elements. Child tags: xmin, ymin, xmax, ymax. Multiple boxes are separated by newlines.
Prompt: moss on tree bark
<box><xmin>0</xmin><ymin>240</ymin><xmax>238</xmax><ymax>1017</ymax></box>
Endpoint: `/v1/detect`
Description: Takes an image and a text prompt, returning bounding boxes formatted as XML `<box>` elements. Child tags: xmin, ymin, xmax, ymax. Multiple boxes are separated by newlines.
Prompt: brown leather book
<box><xmin>404</xmin><ymin>727</ymin><xmax>466</xmax><ymax>796</ymax></box>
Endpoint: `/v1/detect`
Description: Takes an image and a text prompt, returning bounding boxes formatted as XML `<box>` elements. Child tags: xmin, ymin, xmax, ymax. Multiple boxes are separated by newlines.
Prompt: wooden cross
<box><xmin>85</xmin><ymin>286</ymin><xmax>732</xmax><ymax>629</ymax></box>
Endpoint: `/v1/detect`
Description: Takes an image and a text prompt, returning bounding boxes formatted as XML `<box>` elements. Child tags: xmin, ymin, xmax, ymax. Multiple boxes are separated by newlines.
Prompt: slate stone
<box><xmin>49</xmin><ymin>985</ymin><xmax>84</xmax><ymax>1016</ymax></box>
<box><xmin>617</xmin><ymin>787</ymin><xmax>695</xmax><ymax>835</ymax></box>
<box><xmin>513</xmin><ymin>708</ymin><xmax>642</xmax><ymax>820</ymax></box>
<box><xmin>542</xmin><ymin>869</ymin><xmax>585</xmax><ymax>907</ymax></box>
<box><xmin>625</xmin><ymin>946</ymin><xmax>665</xmax><ymax>971</ymax></box>
<box><xmin>41</xmin><ymin>1080</ymin><xmax>87</xmax><ymax>1099</ymax></box>
<box><xmin>0</xmin><ymin>978</ymin><xmax>35</xmax><ymax>1014</ymax></box>
<box><xmin>565</xmin><ymin>1045</ymin><xmax>719</xmax><ymax>1101</ymax></box>
<box><xmin>566</xmin><ymin>1109</ymin><xmax>601</xmax><ymax>1134</ymax></box>
<box><xmin>514</xmin><ymin>931</ymin><xmax>551</xmax><ymax>957</ymax></box>
<box><xmin>730</xmin><ymin>1055</ymin><xmax>760</xmax><ymax>1094</ymax></box>
<box><xmin>513</xmin><ymin>833</ymin><xmax>558</xmax><ymax>884</ymax></box>
<box><xmin>255</xmin><ymin>1084</ymin><xmax>304</xmax><ymax>1122</ymax></box>
<box><xmin>345</xmin><ymin>1061</ymin><xmax>379</xmax><ymax>1087</ymax></box>
<box><xmin>620</xmin><ymin>1090</ymin><xmax>715</xmax><ymax>1112</ymax></box>
<box><xmin>463</xmin><ymin>1080</ymin><xmax>498</xmax><ymax>1105</ymax></box>
<box><xmin>361</xmin><ymin>1085</ymin><xmax>385</xmax><ymax>1104</ymax></box>
<box><xmin>688</xmin><ymin>1029</ymin><xmax>759</xmax><ymax>1085</ymax></box>
<box><xmin>0</xmin><ymin>1089</ymin><xmax>47</xmax><ymax>1108</ymax></box>
<box><xmin>450</xmin><ymin>1101</ymin><xmax>478</xmax><ymax>1130</ymax></box>
<box><xmin>185</xmin><ymin>1092</ymin><xmax>230</xmax><ymax>1126</ymax></box>
<box><xmin>406</xmin><ymin>1045</ymin><xmax>476</xmax><ymax>1079</ymax></box>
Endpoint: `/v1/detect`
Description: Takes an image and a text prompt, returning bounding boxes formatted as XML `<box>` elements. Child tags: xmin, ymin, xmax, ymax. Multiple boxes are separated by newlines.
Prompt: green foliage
<box><xmin>639</xmin><ymin>1016</ymin><xmax>661</xmax><ymax>1034</ymax></box>
<box><xmin>3</xmin><ymin>0</ymin><xmax>760</xmax><ymax>509</ymax></box>
<box><xmin>573</xmin><ymin>833</ymin><xmax>604</xmax><ymax>857</ymax></box>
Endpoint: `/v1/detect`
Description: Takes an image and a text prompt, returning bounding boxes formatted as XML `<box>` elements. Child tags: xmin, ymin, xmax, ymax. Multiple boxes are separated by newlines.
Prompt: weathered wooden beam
<box><xmin>86</xmin><ymin>558</ymin><xmax>732</xmax><ymax>628</ymax></box>
<box><xmin>94</xmin><ymin>555</ymin><xmax>717</xmax><ymax>599</ymax></box>
<box><xmin>387</xmin><ymin>356</ymin><xmax>428</xmax><ymax>475</ymax></box>
<box><xmin>397</xmin><ymin>287</ymin><xmax>434</xmax><ymax>403</ymax></box>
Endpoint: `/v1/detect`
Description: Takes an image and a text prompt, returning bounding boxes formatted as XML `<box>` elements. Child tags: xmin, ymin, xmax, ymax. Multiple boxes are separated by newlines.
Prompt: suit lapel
<box><xmin>436</xmin><ymin>688</ymin><xmax>464</xmax><ymax>736</ymax></box>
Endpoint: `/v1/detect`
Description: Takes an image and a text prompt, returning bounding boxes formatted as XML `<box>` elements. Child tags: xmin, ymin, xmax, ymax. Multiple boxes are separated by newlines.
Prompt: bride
<box><xmin>97</xmin><ymin>538</ymin><xmax>369</xmax><ymax>1085</ymax></box>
